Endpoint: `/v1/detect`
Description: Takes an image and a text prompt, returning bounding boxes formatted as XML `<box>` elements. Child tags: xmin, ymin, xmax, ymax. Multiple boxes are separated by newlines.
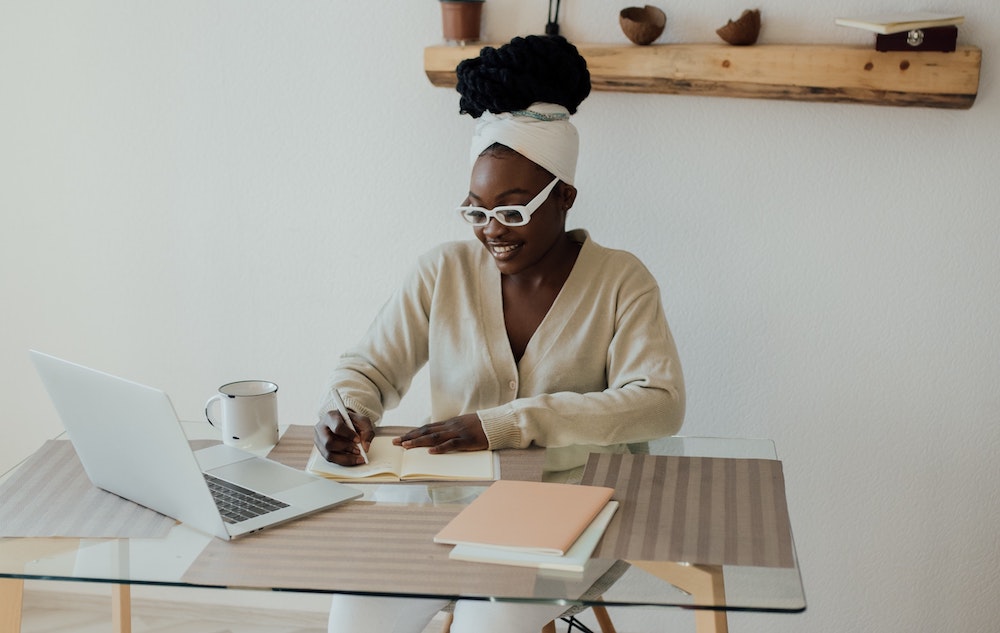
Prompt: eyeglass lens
<box><xmin>458</xmin><ymin>177</ymin><xmax>559</xmax><ymax>227</ymax></box>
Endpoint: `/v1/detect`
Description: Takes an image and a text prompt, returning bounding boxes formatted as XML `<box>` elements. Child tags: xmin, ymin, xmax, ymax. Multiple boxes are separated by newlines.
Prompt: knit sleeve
<box><xmin>320</xmin><ymin>255</ymin><xmax>436</xmax><ymax>425</ymax></box>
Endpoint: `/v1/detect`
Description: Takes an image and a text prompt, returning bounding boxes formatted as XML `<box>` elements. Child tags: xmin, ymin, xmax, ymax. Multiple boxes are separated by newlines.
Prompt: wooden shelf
<box><xmin>424</xmin><ymin>42</ymin><xmax>982</xmax><ymax>109</ymax></box>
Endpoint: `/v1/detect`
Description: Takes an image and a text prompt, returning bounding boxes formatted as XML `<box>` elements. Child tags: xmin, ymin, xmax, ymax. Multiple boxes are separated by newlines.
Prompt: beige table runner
<box><xmin>0</xmin><ymin>426</ymin><xmax>541</xmax><ymax>541</ymax></box>
<box><xmin>0</xmin><ymin>440</ymin><xmax>177</xmax><ymax>538</ymax></box>
<box><xmin>184</xmin><ymin>426</ymin><xmax>546</xmax><ymax>596</ymax></box>
<box><xmin>581</xmin><ymin>453</ymin><xmax>795</xmax><ymax>568</ymax></box>
<box><xmin>181</xmin><ymin>500</ymin><xmax>539</xmax><ymax>596</ymax></box>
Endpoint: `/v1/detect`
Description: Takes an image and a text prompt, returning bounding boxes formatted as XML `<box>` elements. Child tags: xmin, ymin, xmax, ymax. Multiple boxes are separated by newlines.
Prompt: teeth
<box><xmin>492</xmin><ymin>244</ymin><xmax>518</xmax><ymax>254</ymax></box>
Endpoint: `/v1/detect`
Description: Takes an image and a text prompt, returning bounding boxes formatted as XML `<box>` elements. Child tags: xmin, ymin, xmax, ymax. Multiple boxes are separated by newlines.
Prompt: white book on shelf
<box><xmin>834</xmin><ymin>12</ymin><xmax>964</xmax><ymax>35</ymax></box>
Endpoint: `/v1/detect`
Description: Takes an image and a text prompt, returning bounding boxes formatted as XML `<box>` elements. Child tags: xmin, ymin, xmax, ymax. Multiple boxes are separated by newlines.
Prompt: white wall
<box><xmin>3</xmin><ymin>1</ymin><xmax>999</xmax><ymax>632</ymax></box>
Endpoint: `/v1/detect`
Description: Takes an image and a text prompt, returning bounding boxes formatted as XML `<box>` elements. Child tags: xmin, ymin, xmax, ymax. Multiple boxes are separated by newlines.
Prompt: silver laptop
<box><xmin>29</xmin><ymin>350</ymin><xmax>362</xmax><ymax>540</ymax></box>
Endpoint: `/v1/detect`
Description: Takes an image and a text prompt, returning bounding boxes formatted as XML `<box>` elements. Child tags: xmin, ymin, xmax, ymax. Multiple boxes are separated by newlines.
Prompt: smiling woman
<box><xmin>314</xmin><ymin>34</ymin><xmax>684</xmax><ymax>633</ymax></box>
<box><xmin>463</xmin><ymin>153</ymin><xmax>578</xmax><ymax>360</ymax></box>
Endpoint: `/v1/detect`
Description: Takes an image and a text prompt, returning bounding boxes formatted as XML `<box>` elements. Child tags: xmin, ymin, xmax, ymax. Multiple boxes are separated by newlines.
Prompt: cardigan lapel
<box><xmin>518</xmin><ymin>230</ymin><xmax>595</xmax><ymax>373</ymax></box>
<box><xmin>476</xmin><ymin>247</ymin><xmax>518</xmax><ymax>374</ymax></box>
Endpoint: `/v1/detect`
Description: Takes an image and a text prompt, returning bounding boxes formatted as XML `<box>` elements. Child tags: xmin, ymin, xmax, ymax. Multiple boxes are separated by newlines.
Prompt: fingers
<box><xmin>394</xmin><ymin>422</ymin><xmax>444</xmax><ymax>446</ymax></box>
<box><xmin>314</xmin><ymin>411</ymin><xmax>372</xmax><ymax>466</ymax></box>
<box><xmin>393</xmin><ymin>415</ymin><xmax>488</xmax><ymax>453</ymax></box>
<box><xmin>352</xmin><ymin>413</ymin><xmax>376</xmax><ymax>447</ymax></box>
<box><xmin>425</xmin><ymin>437</ymin><xmax>467</xmax><ymax>455</ymax></box>
<box><xmin>394</xmin><ymin>422</ymin><xmax>458</xmax><ymax>448</ymax></box>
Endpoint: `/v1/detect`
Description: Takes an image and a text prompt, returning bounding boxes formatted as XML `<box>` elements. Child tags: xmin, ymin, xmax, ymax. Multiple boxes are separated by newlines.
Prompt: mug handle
<box><xmin>205</xmin><ymin>394</ymin><xmax>223</xmax><ymax>428</ymax></box>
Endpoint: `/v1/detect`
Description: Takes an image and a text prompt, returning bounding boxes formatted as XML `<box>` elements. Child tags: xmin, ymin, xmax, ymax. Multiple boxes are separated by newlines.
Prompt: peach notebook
<box><xmin>434</xmin><ymin>479</ymin><xmax>616</xmax><ymax>556</ymax></box>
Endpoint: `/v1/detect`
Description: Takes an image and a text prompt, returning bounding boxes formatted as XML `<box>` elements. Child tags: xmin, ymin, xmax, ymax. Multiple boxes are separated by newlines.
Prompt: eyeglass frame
<box><xmin>456</xmin><ymin>176</ymin><xmax>561</xmax><ymax>227</ymax></box>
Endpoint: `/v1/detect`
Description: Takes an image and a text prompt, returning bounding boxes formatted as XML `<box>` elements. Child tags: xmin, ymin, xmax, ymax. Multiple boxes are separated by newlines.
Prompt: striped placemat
<box><xmin>267</xmin><ymin>424</ymin><xmax>318</xmax><ymax>469</ymax></box>
<box><xmin>0</xmin><ymin>440</ymin><xmax>178</xmax><ymax>538</ymax></box>
<box><xmin>581</xmin><ymin>453</ymin><xmax>795</xmax><ymax>568</ymax></box>
<box><xmin>181</xmin><ymin>498</ymin><xmax>539</xmax><ymax>597</ymax></box>
<box><xmin>183</xmin><ymin>425</ymin><xmax>548</xmax><ymax>596</ymax></box>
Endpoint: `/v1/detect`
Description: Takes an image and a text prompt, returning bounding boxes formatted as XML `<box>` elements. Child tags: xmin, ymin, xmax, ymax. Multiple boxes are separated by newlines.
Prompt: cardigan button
<box><xmin>508</xmin><ymin>380</ymin><xmax>517</xmax><ymax>390</ymax></box>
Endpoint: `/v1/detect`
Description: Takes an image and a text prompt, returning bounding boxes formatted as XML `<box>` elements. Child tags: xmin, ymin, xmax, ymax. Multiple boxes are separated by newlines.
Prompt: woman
<box><xmin>316</xmin><ymin>35</ymin><xmax>684</xmax><ymax>633</ymax></box>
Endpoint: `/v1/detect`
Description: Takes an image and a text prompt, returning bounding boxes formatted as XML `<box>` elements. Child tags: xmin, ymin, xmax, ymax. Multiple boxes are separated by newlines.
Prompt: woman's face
<box><xmin>464</xmin><ymin>150</ymin><xmax>575</xmax><ymax>276</ymax></box>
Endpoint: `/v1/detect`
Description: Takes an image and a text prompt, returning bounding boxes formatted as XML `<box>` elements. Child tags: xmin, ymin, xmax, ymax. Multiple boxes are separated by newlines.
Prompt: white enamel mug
<box><xmin>205</xmin><ymin>380</ymin><xmax>279</xmax><ymax>451</ymax></box>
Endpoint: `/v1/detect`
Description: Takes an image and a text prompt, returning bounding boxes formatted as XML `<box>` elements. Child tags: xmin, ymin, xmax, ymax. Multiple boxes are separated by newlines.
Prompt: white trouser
<box><xmin>327</xmin><ymin>594</ymin><xmax>568</xmax><ymax>633</ymax></box>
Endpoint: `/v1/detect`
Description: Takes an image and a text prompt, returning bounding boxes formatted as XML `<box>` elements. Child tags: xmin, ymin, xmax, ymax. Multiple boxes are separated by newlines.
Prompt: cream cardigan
<box><xmin>326</xmin><ymin>229</ymin><xmax>684</xmax><ymax>472</ymax></box>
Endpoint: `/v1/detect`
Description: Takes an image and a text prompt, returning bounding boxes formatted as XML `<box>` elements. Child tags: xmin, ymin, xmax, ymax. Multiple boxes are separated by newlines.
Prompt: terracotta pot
<box><xmin>440</xmin><ymin>0</ymin><xmax>484</xmax><ymax>44</ymax></box>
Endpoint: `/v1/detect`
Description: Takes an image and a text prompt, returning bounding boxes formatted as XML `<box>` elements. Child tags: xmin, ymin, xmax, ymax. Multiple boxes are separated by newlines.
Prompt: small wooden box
<box><xmin>876</xmin><ymin>26</ymin><xmax>958</xmax><ymax>52</ymax></box>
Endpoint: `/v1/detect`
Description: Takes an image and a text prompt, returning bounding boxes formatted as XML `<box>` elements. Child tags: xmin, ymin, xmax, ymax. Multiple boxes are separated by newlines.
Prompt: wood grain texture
<box><xmin>424</xmin><ymin>43</ymin><xmax>981</xmax><ymax>109</ymax></box>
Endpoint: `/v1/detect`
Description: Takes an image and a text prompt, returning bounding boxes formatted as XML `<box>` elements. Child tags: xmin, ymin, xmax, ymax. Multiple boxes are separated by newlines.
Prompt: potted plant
<box><xmin>440</xmin><ymin>0</ymin><xmax>485</xmax><ymax>44</ymax></box>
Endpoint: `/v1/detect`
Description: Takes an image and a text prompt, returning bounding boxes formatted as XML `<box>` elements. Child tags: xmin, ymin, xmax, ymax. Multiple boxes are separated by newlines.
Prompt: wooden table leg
<box><xmin>590</xmin><ymin>604</ymin><xmax>617</xmax><ymax>633</ymax></box>
<box><xmin>0</xmin><ymin>578</ymin><xmax>24</xmax><ymax>633</ymax></box>
<box><xmin>0</xmin><ymin>539</ymin><xmax>84</xmax><ymax>633</ymax></box>
<box><xmin>627</xmin><ymin>561</ymin><xmax>728</xmax><ymax>633</ymax></box>
<box><xmin>0</xmin><ymin>579</ymin><xmax>130</xmax><ymax>633</ymax></box>
<box><xmin>111</xmin><ymin>585</ymin><xmax>131</xmax><ymax>633</ymax></box>
<box><xmin>109</xmin><ymin>536</ymin><xmax>132</xmax><ymax>633</ymax></box>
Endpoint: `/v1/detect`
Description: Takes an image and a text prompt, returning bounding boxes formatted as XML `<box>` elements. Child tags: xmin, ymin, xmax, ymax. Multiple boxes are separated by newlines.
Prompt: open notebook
<box><xmin>306</xmin><ymin>436</ymin><xmax>496</xmax><ymax>482</ymax></box>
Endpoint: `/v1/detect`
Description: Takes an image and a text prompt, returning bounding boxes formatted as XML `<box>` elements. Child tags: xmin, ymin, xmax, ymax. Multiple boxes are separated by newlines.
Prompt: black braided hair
<box><xmin>456</xmin><ymin>35</ymin><xmax>591</xmax><ymax>118</ymax></box>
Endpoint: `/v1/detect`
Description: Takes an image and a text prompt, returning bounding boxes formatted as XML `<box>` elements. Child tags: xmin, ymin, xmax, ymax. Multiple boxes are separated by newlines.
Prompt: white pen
<box><xmin>331</xmin><ymin>388</ymin><xmax>369</xmax><ymax>464</ymax></box>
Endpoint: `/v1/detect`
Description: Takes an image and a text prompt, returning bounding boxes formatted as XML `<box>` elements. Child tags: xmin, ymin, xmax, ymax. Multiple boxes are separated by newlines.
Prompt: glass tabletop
<box><xmin>0</xmin><ymin>430</ymin><xmax>805</xmax><ymax>614</ymax></box>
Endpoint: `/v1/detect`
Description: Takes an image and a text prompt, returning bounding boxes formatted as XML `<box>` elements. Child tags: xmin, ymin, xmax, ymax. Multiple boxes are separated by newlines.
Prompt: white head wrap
<box><xmin>469</xmin><ymin>102</ymin><xmax>579</xmax><ymax>185</ymax></box>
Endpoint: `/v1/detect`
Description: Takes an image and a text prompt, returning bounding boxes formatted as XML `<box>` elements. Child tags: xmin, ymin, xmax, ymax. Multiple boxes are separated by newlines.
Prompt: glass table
<box><xmin>0</xmin><ymin>430</ymin><xmax>805</xmax><ymax>633</ymax></box>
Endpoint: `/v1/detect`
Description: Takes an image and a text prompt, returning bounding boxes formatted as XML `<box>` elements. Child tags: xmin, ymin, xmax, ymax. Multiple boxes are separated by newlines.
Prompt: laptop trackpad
<box><xmin>207</xmin><ymin>459</ymin><xmax>309</xmax><ymax>495</ymax></box>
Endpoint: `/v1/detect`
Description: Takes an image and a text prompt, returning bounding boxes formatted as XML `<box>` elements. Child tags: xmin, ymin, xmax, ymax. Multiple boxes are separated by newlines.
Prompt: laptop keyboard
<box><xmin>204</xmin><ymin>473</ymin><xmax>289</xmax><ymax>524</ymax></box>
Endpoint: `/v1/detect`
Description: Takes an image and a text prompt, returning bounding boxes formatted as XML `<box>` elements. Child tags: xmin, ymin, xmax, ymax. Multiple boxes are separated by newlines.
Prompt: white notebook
<box><xmin>834</xmin><ymin>12</ymin><xmax>963</xmax><ymax>35</ymax></box>
<box><xmin>434</xmin><ymin>480</ymin><xmax>616</xmax><ymax>556</ymax></box>
<box><xmin>448</xmin><ymin>500</ymin><xmax>619</xmax><ymax>572</ymax></box>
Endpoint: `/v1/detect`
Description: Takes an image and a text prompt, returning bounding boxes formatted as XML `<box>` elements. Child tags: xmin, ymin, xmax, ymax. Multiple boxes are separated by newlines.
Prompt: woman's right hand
<box><xmin>314</xmin><ymin>408</ymin><xmax>375</xmax><ymax>466</ymax></box>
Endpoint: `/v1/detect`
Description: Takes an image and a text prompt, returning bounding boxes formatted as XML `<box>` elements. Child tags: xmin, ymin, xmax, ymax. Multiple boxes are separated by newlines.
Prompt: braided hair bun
<box><xmin>456</xmin><ymin>35</ymin><xmax>591</xmax><ymax>118</ymax></box>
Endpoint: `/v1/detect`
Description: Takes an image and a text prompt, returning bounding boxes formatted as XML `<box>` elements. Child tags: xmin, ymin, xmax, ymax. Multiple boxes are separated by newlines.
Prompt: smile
<box><xmin>491</xmin><ymin>243</ymin><xmax>519</xmax><ymax>254</ymax></box>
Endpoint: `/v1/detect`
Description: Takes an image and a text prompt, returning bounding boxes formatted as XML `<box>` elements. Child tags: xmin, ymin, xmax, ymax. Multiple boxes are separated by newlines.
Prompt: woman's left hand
<box><xmin>393</xmin><ymin>413</ymin><xmax>488</xmax><ymax>454</ymax></box>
